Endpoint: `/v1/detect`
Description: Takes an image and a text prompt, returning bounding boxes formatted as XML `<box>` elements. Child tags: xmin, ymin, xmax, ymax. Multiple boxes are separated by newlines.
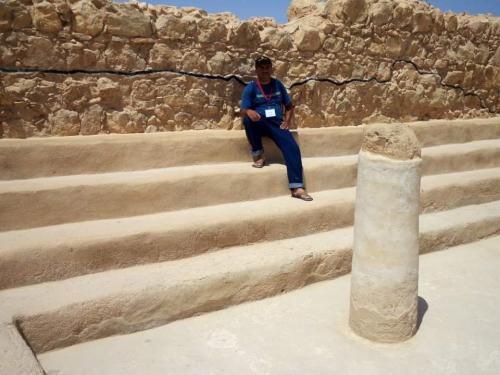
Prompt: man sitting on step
<box><xmin>240</xmin><ymin>56</ymin><xmax>313</xmax><ymax>201</ymax></box>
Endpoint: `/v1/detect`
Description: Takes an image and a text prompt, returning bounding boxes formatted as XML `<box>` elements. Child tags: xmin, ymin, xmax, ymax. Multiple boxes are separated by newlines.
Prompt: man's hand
<box><xmin>280</xmin><ymin>120</ymin><xmax>290</xmax><ymax>130</ymax></box>
<box><xmin>246</xmin><ymin>109</ymin><xmax>261</xmax><ymax>122</ymax></box>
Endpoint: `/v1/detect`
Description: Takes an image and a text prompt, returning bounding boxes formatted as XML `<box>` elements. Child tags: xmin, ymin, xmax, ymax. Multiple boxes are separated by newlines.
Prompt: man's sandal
<box><xmin>291</xmin><ymin>189</ymin><xmax>313</xmax><ymax>201</ymax></box>
<box><xmin>252</xmin><ymin>158</ymin><xmax>266</xmax><ymax>168</ymax></box>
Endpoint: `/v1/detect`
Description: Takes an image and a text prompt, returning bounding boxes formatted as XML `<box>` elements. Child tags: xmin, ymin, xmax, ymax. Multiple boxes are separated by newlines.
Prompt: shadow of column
<box><xmin>417</xmin><ymin>296</ymin><xmax>429</xmax><ymax>330</ymax></box>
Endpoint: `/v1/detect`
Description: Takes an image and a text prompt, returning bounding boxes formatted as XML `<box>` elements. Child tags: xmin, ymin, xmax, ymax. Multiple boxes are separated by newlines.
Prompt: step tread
<box><xmin>2</xmin><ymin>118</ymin><xmax>499</xmax><ymax>181</ymax></box>
<box><xmin>2</xmin><ymin>138</ymin><xmax>499</xmax><ymax>193</ymax></box>
<box><xmin>0</xmin><ymin>155</ymin><xmax>357</xmax><ymax>192</ymax></box>
<box><xmin>1</xmin><ymin>167</ymin><xmax>500</xmax><ymax>249</ymax></box>
<box><xmin>2</xmin><ymin>199</ymin><xmax>500</xmax><ymax>323</ymax></box>
<box><xmin>422</xmin><ymin>138</ymin><xmax>500</xmax><ymax>155</ymax></box>
<box><xmin>1</xmin><ymin>117</ymin><xmax>498</xmax><ymax>147</ymax></box>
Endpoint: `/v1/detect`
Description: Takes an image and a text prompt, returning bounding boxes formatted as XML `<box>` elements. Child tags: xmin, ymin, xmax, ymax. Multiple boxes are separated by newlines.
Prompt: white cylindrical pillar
<box><xmin>349</xmin><ymin>123</ymin><xmax>422</xmax><ymax>343</ymax></box>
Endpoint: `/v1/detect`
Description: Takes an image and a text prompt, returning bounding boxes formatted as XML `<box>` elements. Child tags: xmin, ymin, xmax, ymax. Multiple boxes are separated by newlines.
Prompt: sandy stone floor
<box><xmin>39</xmin><ymin>235</ymin><xmax>500</xmax><ymax>375</ymax></box>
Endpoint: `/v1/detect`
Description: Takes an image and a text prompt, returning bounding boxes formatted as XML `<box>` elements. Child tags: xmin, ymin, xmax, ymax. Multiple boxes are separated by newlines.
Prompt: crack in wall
<box><xmin>0</xmin><ymin>59</ymin><xmax>497</xmax><ymax>114</ymax></box>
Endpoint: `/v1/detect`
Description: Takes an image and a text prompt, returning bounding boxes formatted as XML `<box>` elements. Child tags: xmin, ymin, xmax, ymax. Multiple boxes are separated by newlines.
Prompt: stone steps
<box><xmin>0</xmin><ymin>118</ymin><xmax>498</xmax><ymax>180</ymax></box>
<box><xmin>1</xmin><ymin>139</ymin><xmax>498</xmax><ymax>231</ymax></box>
<box><xmin>2</xmin><ymin>200</ymin><xmax>499</xmax><ymax>354</ymax></box>
<box><xmin>0</xmin><ymin>118</ymin><xmax>499</xmax><ymax>361</ymax></box>
<box><xmin>1</xmin><ymin>167</ymin><xmax>499</xmax><ymax>290</ymax></box>
<box><xmin>36</xmin><ymin>236</ymin><xmax>500</xmax><ymax>375</ymax></box>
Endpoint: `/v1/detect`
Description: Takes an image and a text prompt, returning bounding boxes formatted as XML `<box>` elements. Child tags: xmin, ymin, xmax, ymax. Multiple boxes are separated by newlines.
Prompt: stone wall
<box><xmin>0</xmin><ymin>0</ymin><xmax>498</xmax><ymax>138</ymax></box>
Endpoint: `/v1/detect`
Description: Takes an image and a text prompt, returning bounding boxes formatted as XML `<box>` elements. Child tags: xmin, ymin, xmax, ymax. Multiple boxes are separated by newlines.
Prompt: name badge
<box><xmin>265</xmin><ymin>108</ymin><xmax>276</xmax><ymax>118</ymax></box>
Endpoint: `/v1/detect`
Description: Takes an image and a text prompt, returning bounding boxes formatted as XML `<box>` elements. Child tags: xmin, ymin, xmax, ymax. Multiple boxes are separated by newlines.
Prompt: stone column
<box><xmin>349</xmin><ymin>123</ymin><xmax>422</xmax><ymax>343</ymax></box>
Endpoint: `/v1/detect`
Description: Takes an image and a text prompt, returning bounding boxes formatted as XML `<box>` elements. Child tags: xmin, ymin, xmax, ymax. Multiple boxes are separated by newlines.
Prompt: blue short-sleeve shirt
<box><xmin>241</xmin><ymin>78</ymin><xmax>292</xmax><ymax>125</ymax></box>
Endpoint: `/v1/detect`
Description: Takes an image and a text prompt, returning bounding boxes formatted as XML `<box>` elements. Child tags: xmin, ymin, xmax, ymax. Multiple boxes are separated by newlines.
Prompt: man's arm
<box><xmin>240</xmin><ymin>108</ymin><xmax>261</xmax><ymax>122</ymax></box>
<box><xmin>240</xmin><ymin>82</ymin><xmax>261</xmax><ymax>122</ymax></box>
<box><xmin>278</xmin><ymin>80</ymin><xmax>294</xmax><ymax>129</ymax></box>
<box><xmin>280</xmin><ymin>103</ymin><xmax>295</xmax><ymax>129</ymax></box>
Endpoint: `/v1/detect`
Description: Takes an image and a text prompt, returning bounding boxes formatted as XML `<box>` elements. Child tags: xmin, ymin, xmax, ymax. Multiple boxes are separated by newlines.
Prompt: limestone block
<box><xmin>81</xmin><ymin>104</ymin><xmax>104</xmax><ymax>135</ymax></box>
<box><xmin>106</xmin><ymin>109</ymin><xmax>147</xmax><ymax>133</ymax></box>
<box><xmin>457</xmin><ymin>41</ymin><xmax>476</xmax><ymax>61</ymax></box>
<box><xmin>49</xmin><ymin>109</ymin><xmax>81</xmax><ymax>136</ymax></box>
<box><xmin>413</xmin><ymin>10</ymin><xmax>433</xmax><ymax>33</ymax></box>
<box><xmin>287</xmin><ymin>0</ymin><xmax>321</xmax><ymax>21</ymax></box>
<box><xmin>106</xmin><ymin>4</ymin><xmax>152</xmax><ymax>37</ymax></box>
<box><xmin>32</xmin><ymin>0</ymin><xmax>62</xmax><ymax>33</ymax></box>
<box><xmin>155</xmin><ymin>14</ymin><xmax>197</xmax><ymax>40</ymax></box>
<box><xmin>208</xmin><ymin>51</ymin><xmax>232</xmax><ymax>75</ymax></box>
<box><xmin>295</xmin><ymin>104</ymin><xmax>323</xmax><ymax>127</ymax></box>
<box><xmin>443</xmin><ymin>71</ymin><xmax>464</xmax><ymax>86</ymax></box>
<box><xmin>231</xmin><ymin>21</ymin><xmax>261</xmax><ymax>48</ymax></box>
<box><xmin>174</xmin><ymin>111</ymin><xmax>194</xmax><ymax>130</ymax></box>
<box><xmin>0</xmin><ymin>45</ymin><xmax>15</xmax><ymax>66</ymax></box>
<box><xmin>96</xmin><ymin>77</ymin><xmax>121</xmax><ymax>105</ymax></box>
<box><xmin>104</xmin><ymin>42</ymin><xmax>146</xmax><ymax>71</ymax></box>
<box><xmin>182</xmin><ymin>51</ymin><xmax>207</xmax><ymax>72</ymax></box>
<box><xmin>445</xmin><ymin>13</ymin><xmax>458</xmax><ymax>32</ymax></box>
<box><xmin>0</xmin><ymin>2</ymin><xmax>13</xmax><ymax>32</ymax></box>
<box><xmin>62</xmin><ymin>78</ymin><xmax>90</xmax><ymax>109</ymax></box>
<box><xmin>12</xmin><ymin>6</ymin><xmax>32</xmax><ymax>30</ymax></box>
<box><xmin>490</xmin><ymin>46</ymin><xmax>500</xmax><ymax>68</ymax></box>
<box><xmin>261</xmin><ymin>28</ymin><xmax>293</xmax><ymax>50</ymax></box>
<box><xmin>23</xmin><ymin>36</ymin><xmax>56</xmax><ymax>67</ymax></box>
<box><xmin>198</xmin><ymin>18</ymin><xmax>228</xmax><ymax>43</ymax></box>
<box><xmin>294</xmin><ymin>25</ymin><xmax>322</xmax><ymax>52</ymax></box>
<box><xmin>324</xmin><ymin>0</ymin><xmax>367</xmax><ymax>25</ymax></box>
<box><xmin>393</xmin><ymin>3</ymin><xmax>413</xmax><ymax>28</ymax></box>
<box><xmin>370</xmin><ymin>0</ymin><xmax>393</xmax><ymax>26</ymax></box>
<box><xmin>70</xmin><ymin>0</ymin><xmax>104</xmax><ymax>37</ymax></box>
<box><xmin>149</xmin><ymin>43</ymin><xmax>181</xmax><ymax>69</ymax></box>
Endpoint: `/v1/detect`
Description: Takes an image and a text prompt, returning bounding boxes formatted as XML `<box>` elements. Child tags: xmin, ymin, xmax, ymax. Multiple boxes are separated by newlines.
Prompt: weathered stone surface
<box><xmin>81</xmin><ymin>104</ymin><xmax>104</xmax><ymax>135</ymax></box>
<box><xmin>156</xmin><ymin>14</ymin><xmax>197</xmax><ymax>40</ymax></box>
<box><xmin>231</xmin><ymin>21</ymin><xmax>261</xmax><ymax>48</ymax></box>
<box><xmin>208</xmin><ymin>52</ymin><xmax>232</xmax><ymax>75</ymax></box>
<box><xmin>32</xmin><ymin>0</ymin><xmax>62</xmax><ymax>34</ymax></box>
<box><xmin>0</xmin><ymin>0</ymin><xmax>498</xmax><ymax>138</ymax></box>
<box><xmin>370</xmin><ymin>0</ymin><xmax>393</xmax><ymax>26</ymax></box>
<box><xmin>294</xmin><ymin>25</ymin><xmax>322</xmax><ymax>51</ymax></box>
<box><xmin>443</xmin><ymin>71</ymin><xmax>464</xmax><ymax>86</ymax></box>
<box><xmin>22</xmin><ymin>36</ymin><xmax>56</xmax><ymax>67</ymax></box>
<box><xmin>106</xmin><ymin>4</ymin><xmax>152</xmax><ymax>37</ymax></box>
<box><xmin>413</xmin><ymin>10</ymin><xmax>433</xmax><ymax>33</ymax></box>
<box><xmin>49</xmin><ymin>109</ymin><xmax>81</xmax><ymax>136</ymax></box>
<box><xmin>362</xmin><ymin>123</ymin><xmax>421</xmax><ymax>160</ymax></box>
<box><xmin>0</xmin><ymin>2</ymin><xmax>13</xmax><ymax>32</ymax></box>
<box><xmin>70</xmin><ymin>0</ymin><xmax>104</xmax><ymax>37</ymax></box>
<box><xmin>324</xmin><ymin>0</ymin><xmax>368</xmax><ymax>25</ymax></box>
<box><xmin>149</xmin><ymin>43</ymin><xmax>181</xmax><ymax>69</ymax></box>
<box><xmin>490</xmin><ymin>46</ymin><xmax>500</xmax><ymax>68</ymax></box>
<box><xmin>351</xmin><ymin>133</ymin><xmax>421</xmax><ymax>342</ymax></box>
<box><xmin>197</xmin><ymin>18</ymin><xmax>228</xmax><ymax>43</ymax></box>
<box><xmin>288</xmin><ymin>0</ymin><xmax>321</xmax><ymax>21</ymax></box>
<box><xmin>106</xmin><ymin>109</ymin><xmax>147</xmax><ymax>133</ymax></box>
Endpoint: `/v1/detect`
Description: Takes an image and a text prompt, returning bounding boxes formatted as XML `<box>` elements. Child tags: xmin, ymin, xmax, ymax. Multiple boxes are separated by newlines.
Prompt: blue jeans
<box><xmin>243</xmin><ymin>116</ymin><xmax>304</xmax><ymax>189</ymax></box>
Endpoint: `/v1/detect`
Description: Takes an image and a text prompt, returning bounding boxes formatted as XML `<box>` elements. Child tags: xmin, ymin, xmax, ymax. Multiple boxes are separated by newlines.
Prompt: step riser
<box><xmin>0</xmin><ymin>161</ymin><xmax>358</xmax><ymax>231</ymax></box>
<box><xmin>2</xmin><ymin>174</ymin><xmax>500</xmax><ymax>290</ymax></box>
<box><xmin>421</xmin><ymin>147</ymin><xmax>500</xmax><ymax>175</ymax></box>
<box><xmin>2</xmin><ymin>145</ymin><xmax>499</xmax><ymax>232</ymax></box>
<box><xmin>0</xmin><ymin>200</ymin><xmax>354</xmax><ymax>290</ymax></box>
<box><xmin>1</xmin><ymin>119</ymin><xmax>498</xmax><ymax>180</ymax></box>
<box><xmin>17</xmin><ymin>213</ymin><xmax>500</xmax><ymax>354</ymax></box>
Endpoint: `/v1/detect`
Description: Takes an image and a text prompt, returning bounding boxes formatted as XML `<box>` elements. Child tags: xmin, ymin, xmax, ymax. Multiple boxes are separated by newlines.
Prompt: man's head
<box><xmin>255</xmin><ymin>56</ymin><xmax>273</xmax><ymax>83</ymax></box>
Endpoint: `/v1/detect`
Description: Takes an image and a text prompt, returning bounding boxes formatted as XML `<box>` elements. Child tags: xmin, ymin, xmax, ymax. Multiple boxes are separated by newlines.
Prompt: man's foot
<box><xmin>252</xmin><ymin>156</ymin><xmax>266</xmax><ymax>168</ymax></box>
<box><xmin>291</xmin><ymin>188</ymin><xmax>313</xmax><ymax>201</ymax></box>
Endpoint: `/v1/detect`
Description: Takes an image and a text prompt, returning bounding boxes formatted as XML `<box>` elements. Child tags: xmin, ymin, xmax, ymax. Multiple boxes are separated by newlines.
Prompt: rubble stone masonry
<box><xmin>0</xmin><ymin>0</ymin><xmax>498</xmax><ymax>137</ymax></box>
